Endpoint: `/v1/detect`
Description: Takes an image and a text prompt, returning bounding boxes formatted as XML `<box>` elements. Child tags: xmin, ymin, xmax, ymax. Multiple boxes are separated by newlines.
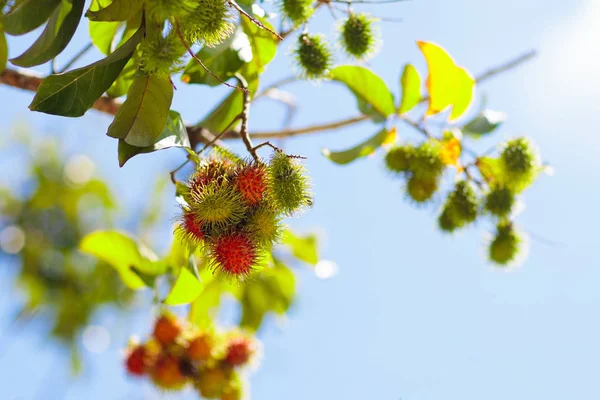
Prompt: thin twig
<box><xmin>174</xmin><ymin>22</ymin><xmax>248</xmax><ymax>93</ymax></box>
<box><xmin>252</xmin><ymin>141</ymin><xmax>281</xmax><ymax>153</ymax></box>
<box><xmin>235</xmin><ymin>73</ymin><xmax>259</xmax><ymax>161</ymax></box>
<box><xmin>249</xmin><ymin>115</ymin><xmax>370</xmax><ymax>139</ymax></box>
<box><xmin>397</xmin><ymin>114</ymin><xmax>431</xmax><ymax>138</ymax></box>
<box><xmin>58</xmin><ymin>42</ymin><xmax>94</xmax><ymax>73</ymax></box>
<box><xmin>228</xmin><ymin>0</ymin><xmax>283</xmax><ymax>41</ymax></box>
<box><xmin>199</xmin><ymin>115</ymin><xmax>242</xmax><ymax>154</ymax></box>
<box><xmin>255</xmin><ymin>76</ymin><xmax>298</xmax><ymax>99</ymax></box>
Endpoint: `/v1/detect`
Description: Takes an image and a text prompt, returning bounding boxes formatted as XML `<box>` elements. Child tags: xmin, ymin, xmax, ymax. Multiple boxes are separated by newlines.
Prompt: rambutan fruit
<box><xmin>195</xmin><ymin>367</ymin><xmax>231</xmax><ymax>398</ymax></box>
<box><xmin>406</xmin><ymin>176</ymin><xmax>438</xmax><ymax>203</ymax></box>
<box><xmin>244</xmin><ymin>205</ymin><xmax>282</xmax><ymax>247</ymax></box>
<box><xmin>499</xmin><ymin>137</ymin><xmax>540</xmax><ymax>192</ymax></box>
<box><xmin>177</xmin><ymin>210</ymin><xmax>205</xmax><ymax>248</ymax></box>
<box><xmin>484</xmin><ymin>186</ymin><xmax>515</xmax><ymax>217</ymax></box>
<box><xmin>446</xmin><ymin>180</ymin><xmax>479</xmax><ymax>224</ymax></box>
<box><xmin>339</xmin><ymin>13</ymin><xmax>378</xmax><ymax>60</ymax></box>
<box><xmin>221</xmin><ymin>383</ymin><xmax>243</xmax><ymax>400</ymax></box>
<box><xmin>188</xmin><ymin>159</ymin><xmax>232</xmax><ymax>196</ymax></box>
<box><xmin>489</xmin><ymin>221</ymin><xmax>521</xmax><ymax>266</ymax></box>
<box><xmin>187</xmin><ymin>333</ymin><xmax>215</xmax><ymax>362</ymax></box>
<box><xmin>268</xmin><ymin>152</ymin><xmax>311</xmax><ymax>215</ymax></box>
<box><xmin>409</xmin><ymin>140</ymin><xmax>445</xmax><ymax>180</ymax></box>
<box><xmin>233</xmin><ymin>163</ymin><xmax>268</xmax><ymax>207</ymax></box>
<box><xmin>125</xmin><ymin>345</ymin><xmax>147</xmax><ymax>376</ymax></box>
<box><xmin>151</xmin><ymin>353</ymin><xmax>188</xmax><ymax>390</ymax></box>
<box><xmin>280</xmin><ymin>0</ymin><xmax>314</xmax><ymax>26</ymax></box>
<box><xmin>153</xmin><ymin>314</ymin><xmax>182</xmax><ymax>346</ymax></box>
<box><xmin>295</xmin><ymin>33</ymin><xmax>333</xmax><ymax>80</ymax></box>
<box><xmin>190</xmin><ymin>182</ymin><xmax>247</xmax><ymax>230</ymax></box>
<box><xmin>210</xmin><ymin>232</ymin><xmax>258</xmax><ymax>279</ymax></box>
<box><xmin>139</xmin><ymin>29</ymin><xmax>186</xmax><ymax>77</ymax></box>
<box><xmin>385</xmin><ymin>145</ymin><xmax>413</xmax><ymax>174</ymax></box>
<box><xmin>437</xmin><ymin>206</ymin><xmax>460</xmax><ymax>233</ymax></box>
<box><xmin>179</xmin><ymin>0</ymin><xmax>235</xmax><ymax>47</ymax></box>
<box><xmin>224</xmin><ymin>335</ymin><xmax>256</xmax><ymax>367</ymax></box>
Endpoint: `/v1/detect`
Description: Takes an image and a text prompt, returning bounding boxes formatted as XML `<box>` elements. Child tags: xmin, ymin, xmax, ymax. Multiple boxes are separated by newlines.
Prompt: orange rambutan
<box><xmin>189</xmin><ymin>159</ymin><xmax>232</xmax><ymax>195</ymax></box>
<box><xmin>125</xmin><ymin>345</ymin><xmax>148</xmax><ymax>376</ymax></box>
<box><xmin>153</xmin><ymin>314</ymin><xmax>182</xmax><ymax>346</ymax></box>
<box><xmin>211</xmin><ymin>233</ymin><xmax>258</xmax><ymax>278</ymax></box>
<box><xmin>151</xmin><ymin>354</ymin><xmax>188</xmax><ymax>390</ymax></box>
<box><xmin>234</xmin><ymin>163</ymin><xmax>267</xmax><ymax>206</ymax></box>
<box><xmin>187</xmin><ymin>333</ymin><xmax>214</xmax><ymax>362</ymax></box>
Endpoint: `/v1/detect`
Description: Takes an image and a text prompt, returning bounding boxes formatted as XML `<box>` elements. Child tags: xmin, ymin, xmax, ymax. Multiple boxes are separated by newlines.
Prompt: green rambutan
<box><xmin>484</xmin><ymin>186</ymin><xmax>515</xmax><ymax>217</ymax></box>
<box><xmin>409</xmin><ymin>140</ymin><xmax>445</xmax><ymax>180</ymax></box>
<box><xmin>489</xmin><ymin>221</ymin><xmax>521</xmax><ymax>266</ymax></box>
<box><xmin>190</xmin><ymin>182</ymin><xmax>247</xmax><ymax>230</ymax></box>
<box><xmin>280</xmin><ymin>0</ymin><xmax>314</xmax><ymax>26</ymax></box>
<box><xmin>140</xmin><ymin>29</ymin><xmax>187</xmax><ymax>77</ymax></box>
<box><xmin>437</xmin><ymin>206</ymin><xmax>460</xmax><ymax>233</ymax></box>
<box><xmin>209</xmin><ymin>232</ymin><xmax>258</xmax><ymax>279</ymax></box>
<box><xmin>233</xmin><ymin>163</ymin><xmax>268</xmax><ymax>207</ymax></box>
<box><xmin>499</xmin><ymin>137</ymin><xmax>540</xmax><ymax>192</ymax></box>
<box><xmin>446</xmin><ymin>180</ymin><xmax>479</xmax><ymax>224</ymax></box>
<box><xmin>268</xmin><ymin>151</ymin><xmax>311</xmax><ymax>215</ymax></box>
<box><xmin>406</xmin><ymin>176</ymin><xmax>438</xmax><ymax>203</ymax></box>
<box><xmin>195</xmin><ymin>367</ymin><xmax>231</xmax><ymax>398</ymax></box>
<box><xmin>244</xmin><ymin>205</ymin><xmax>282</xmax><ymax>247</ymax></box>
<box><xmin>294</xmin><ymin>33</ymin><xmax>333</xmax><ymax>79</ymax></box>
<box><xmin>179</xmin><ymin>0</ymin><xmax>235</xmax><ymax>47</ymax></box>
<box><xmin>339</xmin><ymin>13</ymin><xmax>378</xmax><ymax>59</ymax></box>
<box><xmin>385</xmin><ymin>144</ymin><xmax>413</xmax><ymax>174</ymax></box>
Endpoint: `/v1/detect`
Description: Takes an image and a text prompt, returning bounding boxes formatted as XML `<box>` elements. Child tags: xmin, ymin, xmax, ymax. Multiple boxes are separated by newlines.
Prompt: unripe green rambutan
<box><xmin>140</xmin><ymin>30</ymin><xmax>187</xmax><ymax>77</ymax></box>
<box><xmin>179</xmin><ymin>0</ymin><xmax>235</xmax><ymax>47</ymax></box>
<box><xmin>244</xmin><ymin>205</ymin><xmax>282</xmax><ymax>247</ymax></box>
<box><xmin>280</xmin><ymin>0</ymin><xmax>314</xmax><ymax>26</ymax></box>
<box><xmin>147</xmin><ymin>0</ymin><xmax>198</xmax><ymax>22</ymax></box>
<box><xmin>446</xmin><ymin>180</ymin><xmax>479</xmax><ymax>224</ymax></box>
<box><xmin>268</xmin><ymin>152</ymin><xmax>311</xmax><ymax>215</ymax></box>
<box><xmin>340</xmin><ymin>13</ymin><xmax>378</xmax><ymax>59</ymax></box>
<box><xmin>484</xmin><ymin>186</ymin><xmax>515</xmax><ymax>217</ymax></box>
<box><xmin>489</xmin><ymin>221</ymin><xmax>521</xmax><ymax>266</ymax></box>
<box><xmin>295</xmin><ymin>33</ymin><xmax>333</xmax><ymax>79</ymax></box>
<box><xmin>438</xmin><ymin>206</ymin><xmax>460</xmax><ymax>233</ymax></box>
<box><xmin>195</xmin><ymin>367</ymin><xmax>231</xmax><ymax>398</ymax></box>
<box><xmin>409</xmin><ymin>140</ymin><xmax>445</xmax><ymax>180</ymax></box>
<box><xmin>500</xmin><ymin>137</ymin><xmax>540</xmax><ymax>192</ymax></box>
<box><xmin>190</xmin><ymin>182</ymin><xmax>247</xmax><ymax>229</ymax></box>
<box><xmin>385</xmin><ymin>145</ymin><xmax>413</xmax><ymax>174</ymax></box>
<box><xmin>406</xmin><ymin>176</ymin><xmax>438</xmax><ymax>203</ymax></box>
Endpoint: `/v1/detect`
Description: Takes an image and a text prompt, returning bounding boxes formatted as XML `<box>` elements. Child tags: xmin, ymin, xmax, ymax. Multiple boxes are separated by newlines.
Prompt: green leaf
<box><xmin>10</xmin><ymin>0</ymin><xmax>85</xmax><ymax>67</ymax></box>
<box><xmin>89</xmin><ymin>20</ymin><xmax>121</xmax><ymax>55</ymax></box>
<box><xmin>240</xmin><ymin>13</ymin><xmax>277</xmax><ymax>72</ymax></box>
<box><xmin>106</xmin><ymin>18</ymin><xmax>140</xmax><ymax>97</ymax></box>
<box><xmin>86</xmin><ymin>0</ymin><xmax>144</xmax><ymax>21</ymax></box>
<box><xmin>107</xmin><ymin>74</ymin><xmax>174</xmax><ymax>147</ymax></box>
<box><xmin>163</xmin><ymin>266</ymin><xmax>203</xmax><ymax>306</ymax></box>
<box><xmin>462</xmin><ymin>109</ymin><xmax>506</xmax><ymax>137</ymax></box>
<box><xmin>322</xmin><ymin>127</ymin><xmax>397</xmax><ymax>166</ymax></box>
<box><xmin>329</xmin><ymin>65</ymin><xmax>395</xmax><ymax>120</ymax></box>
<box><xmin>398</xmin><ymin>64</ymin><xmax>421</xmax><ymax>114</ymax></box>
<box><xmin>29</xmin><ymin>24</ymin><xmax>143</xmax><ymax>117</ymax></box>
<box><xmin>0</xmin><ymin>27</ymin><xmax>7</xmax><ymax>73</ymax></box>
<box><xmin>281</xmin><ymin>229</ymin><xmax>319</xmax><ymax>265</ymax></box>
<box><xmin>1</xmin><ymin>0</ymin><xmax>62</xmax><ymax>36</ymax></box>
<box><xmin>182</xmin><ymin>27</ymin><xmax>252</xmax><ymax>86</ymax></box>
<box><xmin>189</xmin><ymin>279</ymin><xmax>223</xmax><ymax>328</ymax></box>
<box><xmin>118</xmin><ymin>110</ymin><xmax>191</xmax><ymax>166</ymax></box>
<box><xmin>79</xmin><ymin>230</ymin><xmax>152</xmax><ymax>289</ymax></box>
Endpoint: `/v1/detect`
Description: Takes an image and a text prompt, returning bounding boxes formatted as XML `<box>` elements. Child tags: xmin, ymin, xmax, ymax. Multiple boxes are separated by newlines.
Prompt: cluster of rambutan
<box><xmin>385</xmin><ymin>137</ymin><xmax>542</xmax><ymax>266</ymax></box>
<box><xmin>125</xmin><ymin>313</ymin><xmax>258</xmax><ymax>400</ymax></box>
<box><xmin>177</xmin><ymin>150</ymin><xmax>311</xmax><ymax>280</ymax></box>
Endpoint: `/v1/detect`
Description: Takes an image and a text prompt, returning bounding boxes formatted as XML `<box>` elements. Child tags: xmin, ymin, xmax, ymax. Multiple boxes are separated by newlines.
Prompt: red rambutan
<box><xmin>234</xmin><ymin>164</ymin><xmax>267</xmax><ymax>206</ymax></box>
<box><xmin>179</xmin><ymin>211</ymin><xmax>205</xmax><ymax>246</ymax></box>
<box><xmin>225</xmin><ymin>336</ymin><xmax>256</xmax><ymax>366</ymax></box>
<box><xmin>125</xmin><ymin>345</ymin><xmax>147</xmax><ymax>376</ymax></box>
<box><xmin>211</xmin><ymin>233</ymin><xmax>258</xmax><ymax>278</ymax></box>
<box><xmin>189</xmin><ymin>159</ymin><xmax>232</xmax><ymax>197</ymax></box>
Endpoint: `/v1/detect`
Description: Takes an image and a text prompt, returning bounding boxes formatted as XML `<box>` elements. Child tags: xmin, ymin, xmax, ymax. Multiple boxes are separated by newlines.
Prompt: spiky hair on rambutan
<box><xmin>409</xmin><ymin>140</ymin><xmax>445</xmax><ymax>180</ymax></box>
<box><xmin>243</xmin><ymin>204</ymin><xmax>282</xmax><ymax>247</ymax></box>
<box><xmin>207</xmin><ymin>232</ymin><xmax>260</xmax><ymax>280</ymax></box>
<box><xmin>279</xmin><ymin>0</ymin><xmax>314</xmax><ymax>26</ymax></box>
<box><xmin>139</xmin><ymin>28</ymin><xmax>187</xmax><ymax>77</ymax></box>
<box><xmin>187</xmin><ymin>158</ymin><xmax>234</xmax><ymax>200</ymax></box>
<box><xmin>267</xmin><ymin>151</ymin><xmax>312</xmax><ymax>216</ymax></box>
<box><xmin>339</xmin><ymin>12</ymin><xmax>379</xmax><ymax>60</ymax></box>
<box><xmin>294</xmin><ymin>33</ymin><xmax>334</xmax><ymax>80</ymax></box>
<box><xmin>178</xmin><ymin>0</ymin><xmax>235</xmax><ymax>48</ymax></box>
<box><xmin>176</xmin><ymin>210</ymin><xmax>206</xmax><ymax>249</ymax></box>
<box><xmin>189</xmin><ymin>181</ymin><xmax>248</xmax><ymax>231</ymax></box>
<box><xmin>233</xmin><ymin>162</ymin><xmax>268</xmax><ymax>207</ymax></box>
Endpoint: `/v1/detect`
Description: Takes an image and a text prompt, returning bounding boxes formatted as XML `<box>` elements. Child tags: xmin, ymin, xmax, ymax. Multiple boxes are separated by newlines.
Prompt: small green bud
<box><xmin>484</xmin><ymin>186</ymin><xmax>515</xmax><ymax>217</ymax></box>
<box><xmin>280</xmin><ymin>0</ymin><xmax>314</xmax><ymax>26</ymax></box>
<box><xmin>295</xmin><ymin>33</ymin><xmax>333</xmax><ymax>79</ymax></box>
<box><xmin>385</xmin><ymin>145</ymin><xmax>413</xmax><ymax>174</ymax></box>
<box><xmin>446</xmin><ymin>180</ymin><xmax>478</xmax><ymax>224</ymax></box>
<box><xmin>409</xmin><ymin>140</ymin><xmax>445</xmax><ymax>180</ymax></box>
<box><xmin>340</xmin><ymin>13</ymin><xmax>378</xmax><ymax>59</ymax></box>
<box><xmin>179</xmin><ymin>0</ymin><xmax>235</xmax><ymax>47</ymax></box>
<box><xmin>500</xmin><ymin>137</ymin><xmax>540</xmax><ymax>192</ymax></box>
<box><xmin>268</xmin><ymin>152</ymin><xmax>311</xmax><ymax>215</ymax></box>
<box><xmin>489</xmin><ymin>221</ymin><xmax>521</xmax><ymax>266</ymax></box>
<box><xmin>406</xmin><ymin>176</ymin><xmax>438</xmax><ymax>203</ymax></box>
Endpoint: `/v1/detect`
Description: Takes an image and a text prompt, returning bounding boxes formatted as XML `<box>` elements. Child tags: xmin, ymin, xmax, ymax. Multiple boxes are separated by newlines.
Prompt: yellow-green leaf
<box><xmin>163</xmin><ymin>267</ymin><xmax>203</xmax><ymax>306</ymax></box>
<box><xmin>398</xmin><ymin>64</ymin><xmax>421</xmax><ymax>114</ymax></box>
<box><xmin>417</xmin><ymin>41</ymin><xmax>475</xmax><ymax>121</ymax></box>
<box><xmin>86</xmin><ymin>0</ymin><xmax>144</xmax><ymax>21</ymax></box>
<box><xmin>0</xmin><ymin>27</ymin><xmax>7</xmax><ymax>73</ymax></box>
<box><xmin>322</xmin><ymin>127</ymin><xmax>397</xmax><ymax>165</ymax></box>
<box><xmin>281</xmin><ymin>229</ymin><xmax>319</xmax><ymax>265</ymax></box>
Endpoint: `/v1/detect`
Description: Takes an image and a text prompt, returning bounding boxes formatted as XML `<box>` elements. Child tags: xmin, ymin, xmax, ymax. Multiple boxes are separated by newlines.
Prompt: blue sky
<box><xmin>1</xmin><ymin>0</ymin><xmax>599</xmax><ymax>399</ymax></box>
